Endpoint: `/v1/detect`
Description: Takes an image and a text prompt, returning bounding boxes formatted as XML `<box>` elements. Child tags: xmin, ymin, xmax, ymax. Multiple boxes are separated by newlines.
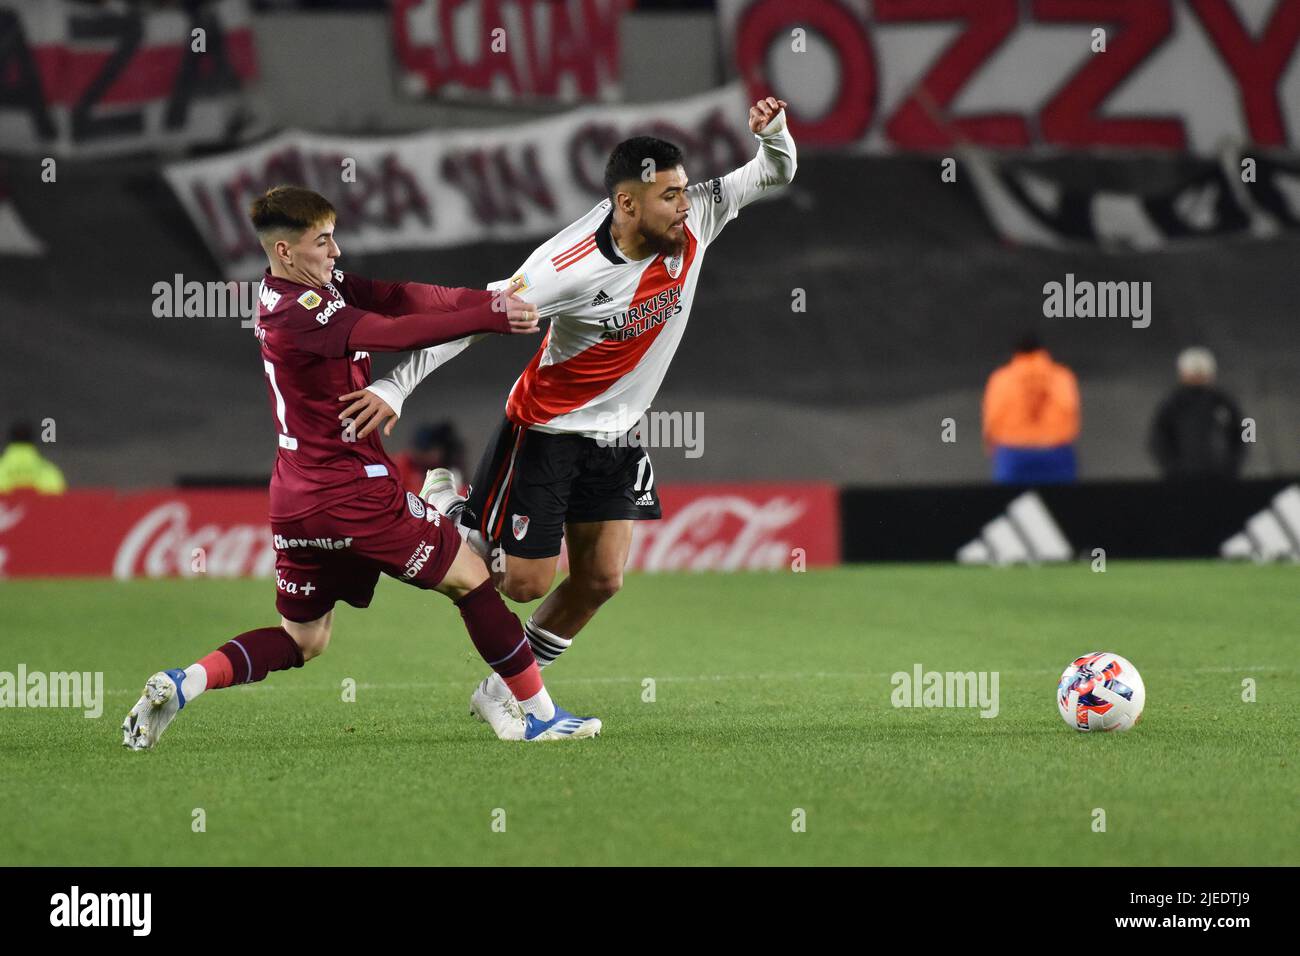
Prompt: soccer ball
<box><xmin>1057</xmin><ymin>652</ymin><xmax>1145</xmax><ymax>732</ymax></box>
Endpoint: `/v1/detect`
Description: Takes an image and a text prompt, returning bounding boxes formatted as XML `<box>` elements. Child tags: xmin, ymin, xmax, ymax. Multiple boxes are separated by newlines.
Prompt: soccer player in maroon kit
<box><xmin>122</xmin><ymin>186</ymin><xmax>601</xmax><ymax>748</ymax></box>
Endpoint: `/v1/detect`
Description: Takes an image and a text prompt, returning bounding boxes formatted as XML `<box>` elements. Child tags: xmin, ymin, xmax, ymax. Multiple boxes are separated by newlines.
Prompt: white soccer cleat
<box><xmin>121</xmin><ymin>669</ymin><xmax>188</xmax><ymax>751</ymax></box>
<box><xmin>421</xmin><ymin>467</ymin><xmax>467</xmax><ymax>521</ymax></box>
<box><xmin>523</xmin><ymin>707</ymin><xmax>602</xmax><ymax>742</ymax></box>
<box><xmin>469</xmin><ymin>674</ymin><xmax>525</xmax><ymax>741</ymax></box>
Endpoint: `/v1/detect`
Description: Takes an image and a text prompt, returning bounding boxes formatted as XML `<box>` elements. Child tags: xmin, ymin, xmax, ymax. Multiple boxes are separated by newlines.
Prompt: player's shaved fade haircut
<box><xmin>603</xmin><ymin>136</ymin><xmax>684</xmax><ymax>197</ymax></box>
<box><xmin>248</xmin><ymin>186</ymin><xmax>336</xmax><ymax>240</ymax></box>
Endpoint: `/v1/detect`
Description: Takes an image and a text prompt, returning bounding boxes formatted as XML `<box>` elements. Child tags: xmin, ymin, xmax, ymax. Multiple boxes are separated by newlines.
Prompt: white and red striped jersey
<box><xmin>368</xmin><ymin>111</ymin><xmax>796</xmax><ymax>439</ymax></box>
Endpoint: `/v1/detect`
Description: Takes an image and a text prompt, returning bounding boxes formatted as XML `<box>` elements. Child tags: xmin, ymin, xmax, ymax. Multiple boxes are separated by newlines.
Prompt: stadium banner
<box><xmin>0</xmin><ymin>0</ymin><xmax>258</xmax><ymax>159</ymax></box>
<box><xmin>840</xmin><ymin>479</ymin><xmax>1300</xmax><ymax>563</ymax></box>
<box><xmin>718</xmin><ymin>0</ymin><xmax>1300</xmax><ymax>154</ymax></box>
<box><xmin>0</xmin><ymin>173</ymin><xmax>44</xmax><ymax>255</ymax></box>
<box><xmin>966</xmin><ymin>148</ymin><xmax>1300</xmax><ymax>250</ymax></box>
<box><xmin>0</xmin><ymin>482</ymin><xmax>839</xmax><ymax>579</ymax></box>
<box><xmin>390</xmin><ymin>0</ymin><xmax>629</xmax><ymax>102</ymax></box>
<box><xmin>163</xmin><ymin>83</ymin><xmax>753</xmax><ymax>279</ymax></box>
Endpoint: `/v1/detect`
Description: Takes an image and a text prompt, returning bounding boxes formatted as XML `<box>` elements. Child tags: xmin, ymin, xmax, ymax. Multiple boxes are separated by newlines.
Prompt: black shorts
<box><xmin>466</xmin><ymin>416</ymin><xmax>662</xmax><ymax>559</ymax></box>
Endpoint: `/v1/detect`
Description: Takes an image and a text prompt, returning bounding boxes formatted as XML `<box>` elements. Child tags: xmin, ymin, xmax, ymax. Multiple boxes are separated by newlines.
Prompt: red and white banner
<box><xmin>163</xmin><ymin>84</ymin><xmax>752</xmax><ymax>279</ymax></box>
<box><xmin>720</xmin><ymin>0</ymin><xmax>1300</xmax><ymax>154</ymax></box>
<box><xmin>391</xmin><ymin>0</ymin><xmax>629</xmax><ymax>102</ymax></box>
<box><xmin>0</xmin><ymin>0</ymin><xmax>258</xmax><ymax>158</ymax></box>
<box><xmin>0</xmin><ymin>483</ymin><xmax>839</xmax><ymax>579</ymax></box>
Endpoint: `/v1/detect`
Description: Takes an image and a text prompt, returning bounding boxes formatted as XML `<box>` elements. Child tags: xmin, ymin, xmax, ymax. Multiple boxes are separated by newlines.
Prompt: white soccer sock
<box><xmin>466</xmin><ymin>529</ymin><xmax>490</xmax><ymax>560</ymax></box>
<box><xmin>487</xmin><ymin>668</ymin><xmax>556</xmax><ymax>719</ymax></box>
<box><xmin>519</xmin><ymin>686</ymin><xmax>556</xmax><ymax>721</ymax></box>
<box><xmin>181</xmin><ymin>663</ymin><xmax>208</xmax><ymax>703</ymax></box>
<box><xmin>524</xmin><ymin>618</ymin><xmax>572</xmax><ymax>668</ymax></box>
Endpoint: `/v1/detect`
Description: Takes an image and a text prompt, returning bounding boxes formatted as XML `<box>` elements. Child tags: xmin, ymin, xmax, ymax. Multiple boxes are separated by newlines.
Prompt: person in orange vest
<box><xmin>982</xmin><ymin>333</ymin><xmax>1080</xmax><ymax>484</ymax></box>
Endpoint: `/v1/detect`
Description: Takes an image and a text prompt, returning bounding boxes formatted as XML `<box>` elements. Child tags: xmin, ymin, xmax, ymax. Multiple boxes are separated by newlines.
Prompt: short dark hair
<box><xmin>1014</xmin><ymin>331</ymin><xmax>1043</xmax><ymax>354</ymax></box>
<box><xmin>603</xmin><ymin>136</ymin><xmax>684</xmax><ymax>198</ymax></box>
<box><xmin>248</xmin><ymin>185</ymin><xmax>336</xmax><ymax>238</ymax></box>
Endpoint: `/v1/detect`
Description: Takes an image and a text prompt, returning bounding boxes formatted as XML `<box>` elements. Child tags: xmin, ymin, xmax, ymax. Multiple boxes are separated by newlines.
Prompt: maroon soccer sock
<box><xmin>455</xmin><ymin>580</ymin><xmax>537</xmax><ymax>681</ymax></box>
<box><xmin>200</xmin><ymin>627</ymin><xmax>305</xmax><ymax>688</ymax></box>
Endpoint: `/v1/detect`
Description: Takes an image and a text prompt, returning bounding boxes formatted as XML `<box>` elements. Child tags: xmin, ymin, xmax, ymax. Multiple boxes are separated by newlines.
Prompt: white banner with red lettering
<box><xmin>163</xmin><ymin>83</ymin><xmax>752</xmax><ymax>279</ymax></box>
<box><xmin>720</xmin><ymin>0</ymin><xmax>1300</xmax><ymax>154</ymax></box>
<box><xmin>0</xmin><ymin>0</ymin><xmax>258</xmax><ymax>158</ymax></box>
<box><xmin>0</xmin><ymin>483</ymin><xmax>839</xmax><ymax>579</ymax></box>
<box><xmin>391</xmin><ymin>0</ymin><xmax>628</xmax><ymax>102</ymax></box>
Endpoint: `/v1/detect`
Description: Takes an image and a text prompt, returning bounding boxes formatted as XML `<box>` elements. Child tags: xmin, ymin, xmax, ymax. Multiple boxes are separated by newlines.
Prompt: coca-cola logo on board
<box><xmin>626</xmin><ymin>495</ymin><xmax>806</xmax><ymax>572</ymax></box>
<box><xmin>113</xmin><ymin>502</ymin><xmax>275</xmax><ymax>579</ymax></box>
<box><xmin>0</xmin><ymin>502</ymin><xmax>26</xmax><ymax>533</ymax></box>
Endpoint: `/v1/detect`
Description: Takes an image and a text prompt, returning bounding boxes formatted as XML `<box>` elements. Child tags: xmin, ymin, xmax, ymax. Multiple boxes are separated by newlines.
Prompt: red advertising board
<box><xmin>615</xmin><ymin>482</ymin><xmax>839</xmax><ymax>573</ymax></box>
<box><xmin>0</xmin><ymin>484</ymin><xmax>839</xmax><ymax>579</ymax></box>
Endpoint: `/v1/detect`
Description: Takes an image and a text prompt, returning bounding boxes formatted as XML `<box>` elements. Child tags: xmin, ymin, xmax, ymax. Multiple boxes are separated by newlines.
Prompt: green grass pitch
<box><xmin>1</xmin><ymin>562</ymin><xmax>1295</xmax><ymax>866</ymax></box>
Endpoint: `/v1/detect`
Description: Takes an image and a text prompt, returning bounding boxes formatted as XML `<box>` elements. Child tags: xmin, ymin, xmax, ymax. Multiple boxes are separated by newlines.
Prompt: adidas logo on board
<box><xmin>956</xmin><ymin>492</ymin><xmax>1073</xmax><ymax>565</ymax></box>
<box><xmin>1221</xmin><ymin>484</ymin><xmax>1300</xmax><ymax>561</ymax></box>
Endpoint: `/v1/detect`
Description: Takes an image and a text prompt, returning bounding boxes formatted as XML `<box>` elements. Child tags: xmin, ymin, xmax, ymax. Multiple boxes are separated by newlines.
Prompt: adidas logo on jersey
<box><xmin>956</xmin><ymin>492</ymin><xmax>1073</xmax><ymax>565</ymax></box>
<box><xmin>636</xmin><ymin>492</ymin><xmax>655</xmax><ymax>506</ymax></box>
<box><xmin>591</xmin><ymin>289</ymin><xmax>613</xmax><ymax>307</ymax></box>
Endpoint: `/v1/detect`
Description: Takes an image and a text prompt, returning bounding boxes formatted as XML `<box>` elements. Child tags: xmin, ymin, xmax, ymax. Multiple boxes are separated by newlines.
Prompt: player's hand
<box><xmin>338</xmin><ymin>388</ymin><xmax>398</xmax><ymax>440</ymax></box>
<box><xmin>493</xmin><ymin>276</ymin><xmax>540</xmax><ymax>334</ymax></box>
<box><xmin>748</xmin><ymin>96</ymin><xmax>787</xmax><ymax>133</ymax></box>
<box><xmin>504</xmin><ymin>292</ymin><xmax>540</xmax><ymax>334</ymax></box>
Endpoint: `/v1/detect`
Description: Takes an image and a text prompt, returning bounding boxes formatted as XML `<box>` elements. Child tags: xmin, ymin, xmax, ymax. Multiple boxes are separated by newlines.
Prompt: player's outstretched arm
<box><xmin>358</xmin><ymin>253</ymin><xmax>567</xmax><ymax>432</ymax></box>
<box><xmin>745</xmin><ymin>97</ymin><xmax>797</xmax><ymax>193</ymax></box>
<box><xmin>345</xmin><ymin>284</ymin><xmax>538</xmax><ymax>352</ymax></box>
<box><xmin>688</xmin><ymin>97</ymin><xmax>797</xmax><ymax>245</ymax></box>
<box><xmin>342</xmin><ymin>334</ymin><xmax>487</xmax><ymax>437</ymax></box>
<box><xmin>339</xmin><ymin>279</ymin><xmax>538</xmax><ymax>438</ymax></box>
<box><xmin>339</xmin><ymin>273</ymin><xmax>486</xmax><ymax>316</ymax></box>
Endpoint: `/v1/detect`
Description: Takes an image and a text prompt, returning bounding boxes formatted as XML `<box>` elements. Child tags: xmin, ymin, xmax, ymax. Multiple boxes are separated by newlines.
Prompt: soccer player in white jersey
<box><xmin>347</xmin><ymin>97</ymin><xmax>796</xmax><ymax>738</ymax></box>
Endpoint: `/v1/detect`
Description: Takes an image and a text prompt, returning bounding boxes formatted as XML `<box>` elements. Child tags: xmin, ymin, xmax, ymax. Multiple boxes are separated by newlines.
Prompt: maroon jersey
<box><xmin>254</xmin><ymin>267</ymin><xmax>480</xmax><ymax>521</ymax></box>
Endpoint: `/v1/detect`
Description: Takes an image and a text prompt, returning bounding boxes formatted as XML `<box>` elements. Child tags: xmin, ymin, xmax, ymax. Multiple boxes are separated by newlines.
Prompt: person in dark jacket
<box><xmin>1149</xmin><ymin>347</ymin><xmax>1246</xmax><ymax>479</ymax></box>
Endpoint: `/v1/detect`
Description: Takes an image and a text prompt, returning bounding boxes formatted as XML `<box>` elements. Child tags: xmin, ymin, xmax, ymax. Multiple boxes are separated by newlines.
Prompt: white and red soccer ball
<box><xmin>1057</xmin><ymin>652</ymin><xmax>1146</xmax><ymax>732</ymax></box>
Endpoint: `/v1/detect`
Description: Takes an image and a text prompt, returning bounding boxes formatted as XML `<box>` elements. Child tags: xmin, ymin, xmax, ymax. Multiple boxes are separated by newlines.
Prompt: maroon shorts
<box><xmin>271</xmin><ymin>481</ymin><xmax>461</xmax><ymax>623</ymax></box>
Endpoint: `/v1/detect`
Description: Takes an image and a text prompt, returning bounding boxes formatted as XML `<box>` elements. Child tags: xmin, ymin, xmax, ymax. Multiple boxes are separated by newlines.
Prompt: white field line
<box><xmin>99</xmin><ymin>665</ymin><xmax>1288</xmax><ymax>697</ymax></box>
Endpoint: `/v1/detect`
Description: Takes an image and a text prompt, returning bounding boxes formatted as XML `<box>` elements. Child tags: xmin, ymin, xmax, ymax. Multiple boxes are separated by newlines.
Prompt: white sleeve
<box><xmin>486</xmin><ymin>226</ymin><xmax>595</xmax><ymax>320</ymax></box>
<box><xmin>687</xmin><ymin>109</ymin><xmax>797</xmax><ymax>245</ymax></box>
<box><xmin>364</xmin><ymin>334</ymin><xmax>485</xmax><ymax>417</ymax></box>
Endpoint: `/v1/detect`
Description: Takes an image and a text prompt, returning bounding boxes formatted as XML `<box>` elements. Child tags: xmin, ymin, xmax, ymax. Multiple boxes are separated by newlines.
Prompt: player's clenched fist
<box><xmin>748</xmin><ymin>96</ymin><xmax>787</xmax><ymax>134</ymax></box>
